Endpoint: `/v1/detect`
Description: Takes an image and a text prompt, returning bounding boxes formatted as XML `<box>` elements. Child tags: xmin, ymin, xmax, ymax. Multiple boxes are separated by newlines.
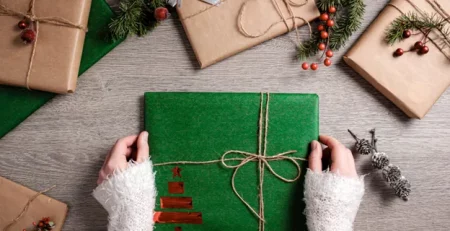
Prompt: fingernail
<box><xmin>142</xmin><ymin>131</ymin><xmax>148</xmax><ymax>139</ymax></box>
<box><xmin>311</xmin><ymin>141</ymin><xmax>318</xmax><ymax>151</ymax></box>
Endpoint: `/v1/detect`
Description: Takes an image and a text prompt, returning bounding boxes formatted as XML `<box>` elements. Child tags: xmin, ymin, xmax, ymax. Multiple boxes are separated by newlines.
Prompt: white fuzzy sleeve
<box><xmin>304</xmin><ymin>169</ymin><xmax>365</xmax><ymax>231</ymax></box>
<box><xmin>93</xmin><ymin>159</ymin><xmax>157</xmax><ymax>231</ymax></box>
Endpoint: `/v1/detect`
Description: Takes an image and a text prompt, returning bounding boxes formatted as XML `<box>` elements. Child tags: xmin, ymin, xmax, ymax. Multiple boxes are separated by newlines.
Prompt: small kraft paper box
<box><xmin>344</xmin><ymin>0</ymin><xmax>450</xmax><ymax>119</ymax></box>
<box><xmin>145</xmin><ymin>92</ymin><xmax>319</xmax><ymax>230</ymax></box>
<box><xmin>0</xmin><ymin>0</ymin><xmax>92</xmax><ymax>94</ymax></box>
<box><xmin>177</xmin><ymin>0</ymin><xmax>320</xmax><ymax>68</ymax></box>
<box><xmin>0</xmin><ymin>176</ymin><xmax>68</xmax><ymax>231</ymax></box>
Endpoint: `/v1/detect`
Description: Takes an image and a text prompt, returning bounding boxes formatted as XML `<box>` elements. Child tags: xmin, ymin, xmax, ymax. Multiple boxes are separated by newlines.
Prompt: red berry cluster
<box><xmin>393</xmin><ymin>29</ymin><xmax>430</xmax><ymax>57</ymax></box>
<box><xmin>302</xmin><ymin>6</ymin><xmax>336</xmax><ymax>71</ymax></box>
<box><xmin>17</xmin><ymin>19</ymin><xmax>36</xmax><ymax>44</ymax></box>
<box><xmin>23</xmin><ymin>217</ymin><xmax>55</xmax><ymax>231</ymax></box>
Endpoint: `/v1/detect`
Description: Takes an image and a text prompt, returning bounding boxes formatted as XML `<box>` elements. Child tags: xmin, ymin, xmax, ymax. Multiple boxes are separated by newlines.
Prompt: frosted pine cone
<box><xmin>355</xmin><ymin>138</ymin><xmax>372</xmax><ymax>155</ymax></box>
<box><xmin>372</xmin><ymin>152</ymin><xmax>389</xmax><ymax>169</ymax></box>
<box><xmin>382</xmin><ymin>165</ymin><xmax>402</xmax><ymax>182</ymax></box>
<box><xmin>390</xmin><ymin>176</ymin><xmax>411</xmax><ymax>201</ymax></box>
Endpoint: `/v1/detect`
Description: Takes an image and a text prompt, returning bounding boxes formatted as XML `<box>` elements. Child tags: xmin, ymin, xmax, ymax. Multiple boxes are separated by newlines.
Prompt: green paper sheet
<box><xmin>0</xmin><ymin>0</ymin><xmax>123</xmax><ymax>139</ymax></box>
<box><xmin>145</xmin><ymin>92</ymin><xmax>319</xmax><ymax>231</ymax></box>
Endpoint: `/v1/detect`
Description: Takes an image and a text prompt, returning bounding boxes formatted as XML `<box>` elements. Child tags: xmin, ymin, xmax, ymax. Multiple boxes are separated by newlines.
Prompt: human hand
<box><xmin>97</xmin><ymin>131</ymin><xmax>149</xmax><ymax>185</ymax></box>
<box><xmin>309</xmin><ymin>135</ymin><xmax>358</xmax><ymax>178</ymax></box>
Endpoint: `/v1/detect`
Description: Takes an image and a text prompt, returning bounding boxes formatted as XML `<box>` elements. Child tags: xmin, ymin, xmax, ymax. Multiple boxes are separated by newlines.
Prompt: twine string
<box><xmin>0</xmin><ymin>0</ymin><xmax>87</xmax><ymax>90</ymax></box>
<box><xmin>154</xmin><ymin>93</ymin><xmax>307</xmax><ymax>230</ymax></box>
<box><xmin>388</xmin><ymin>0</ymin><xmax>450</xmax><ymax>60</ymax></box>
<box><xmin>2</xmin><ymin>185</ymin><xmax>56</xmax><ymax>231</ymax></box>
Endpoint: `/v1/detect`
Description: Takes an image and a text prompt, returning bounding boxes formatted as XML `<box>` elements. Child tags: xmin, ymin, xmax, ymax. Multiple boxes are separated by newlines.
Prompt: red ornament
<box><xmin>394</xmin><ymin>48</ymin><xmax>404</xmax><ymax>57</ymax></box>
<box><xmin>301</xmin><ymin>62</ymin><xmax>309</xmax><ymax>70</ymax></box>
<box><xmin>326</xmin><ymin>50</ymin><xmax>333</xmax><ymax>58</ymax></box>
<box><xmin>18</xmin><ymin>20</ymin><xmax>28</xmax><ymax>30</ymax></box>
<box><xmin>319</xmin><ymin>13</ymin><xmax>329</xmax><ymax>21</ymax></box>
<box><xmin>414</xmin><ymin>41</ymin><xmax>424</xmax><ymax>50</ymax></box>
<box><xmin>324</xmin><ymin>58</ymin><xmax>331</xmax><ymax>66</ymax></box>
<box><xmin>317</xmin><ymin>24</ymin><xmax>325</xmax><ymax>31</ymax></box>
<box><xmin>328</xmin><ymin>6</ymin><xmax>337</xmax><ymax>13</ymax></box>
<box><xmin>21</xmin><ymin>29</ymin><xmax>35</xmax><ymax>44</ymax></box>
<box><xmin>154</xmin><ymin>7</ymin><xmax>169</xmax><ymax>21</ymax></box>
<box><xmin>311</xmin><ymin>63</ymin><xmax>318</xmax><ymax>70</ymax></box>
<box><xmin>326</xmin><ymin>19</ymin><xmax>334</xmax><ymax>27</ymax></box>
<box><xmin>419</xmin><ymin>46</ymin><xmax>429</xmax><ymax>54</ymax></box>
<box><xmin>320</xmin><ymin>31</ymin><xmax>328</xmax><ymax>39</ymax></box>
<box><xmin>318</xmin><ymin>43</ymin><xmax>326</xmax><ymax>50</ymax></box>
<box><xmin>402</xmin><ymin>29</ymin><xmax>412</xmax><ymax>38</ymax></box>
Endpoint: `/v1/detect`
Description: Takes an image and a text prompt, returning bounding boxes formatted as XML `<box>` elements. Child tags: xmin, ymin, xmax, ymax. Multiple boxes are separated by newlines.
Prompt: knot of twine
<box><xmin>180</xmin><ymin>0</ymin><xmax>312</xmax><ymax>45</ymax></box>
<box><xmin>0</xmin><ymin>0</ymin><xmax>87</xmax><ymax>90</ymax></box>
<box><xmin>154</xmin><ymin>93</ymin><xmax>307</xmax><ymax>231</ymax></box>
<box><xmin>388</xmin><ymin>0</ymin><xmax>450</xmax><ymax>60</ymax></box>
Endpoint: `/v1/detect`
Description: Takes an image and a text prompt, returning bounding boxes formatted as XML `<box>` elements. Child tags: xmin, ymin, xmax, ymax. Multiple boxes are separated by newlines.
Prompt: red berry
<box><xmin>394</xmin><ymin>48</ymin><xmax>404</xmax><ymax>57</ymax></box>
<box><xmin>324</xmin><ymin>58</ymin><xmax>332</xmax><ymax>66</ymax></box>
<box><xmin>154</xmin><ymin>7</ymin><xmax>169</xmax><ymax>21</ymax></box>
<box><xmin>402</xmin><ymin>29</ymin><xmax>412</xmax><ymax>38</ymax></box>
<box><xmin>301</xmin><ymin>62</ymin><xmax>309</xmax><ymax>70</ymax></box>
<box><xmin>320</xmin><ymin>31</ymin><xmax>328</xmax><ymax>39</ymax></box>
<box><xmin>319</xmin><ymin>13</ymin><xmax>329</xmax><ymax>21</ymax></box>
<box><xmin>18</xmin><ymin>20</ymin><xmax>28</xmax><ymax>30</ymax></box>
<box><xmin>21</xmin><ymin>29</ymin><xmax>35</xmax><ymax>44</ymax></box>
<box><xmin>318</xmin><ymin>43</ymin><xmax>326</xmax><ymax>50</ymax></box>
<box><xmin>317</xmin><ymin>24</ymin><xmax>325</xmax><ymax>31</ymax></box>
<box><xmin>311</xmin><ymin>63</ymin><xmax>318</xmax><ymax>70</ymax></box>
<box><xmin>414</xmin><ymin>41</ymin><xmax>424</xmax><ymax>50</ymax></box>
<box><xmin>326</xmin><ymin>50</ymin><xmax>333</xmax><ymax>57</ymax></box>
<box><xmin>419</xmin><ymin>46</ymin><xmax>429</xmax><ymax>54</ymax></box>
<box><xmin>326</xmin><ymin>19</ymin><xmax>334</xmax><ymax>27</ymax></box>
<box><xmin>328</xmin><ymin>6</ymin><xmax>337</xmax><ymax>13</ymax></box>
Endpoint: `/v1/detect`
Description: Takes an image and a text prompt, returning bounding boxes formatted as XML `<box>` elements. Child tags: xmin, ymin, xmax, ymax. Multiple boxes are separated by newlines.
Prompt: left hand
<box><xmin>97</xmin><ymin>131</ymin><xmax>149</xmax><ymax>185</ymax></box>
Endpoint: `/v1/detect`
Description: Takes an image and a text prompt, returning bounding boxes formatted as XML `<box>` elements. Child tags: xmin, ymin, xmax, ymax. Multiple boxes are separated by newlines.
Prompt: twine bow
<box><xmin>154</xmin><ymin>93</ymin><xmax>307</xmax><ymax>231</ymax></box>
<box><xmin>0</xmin><ymin>0</ymin><xmax>87</xmax><ymax>90</ymax></box>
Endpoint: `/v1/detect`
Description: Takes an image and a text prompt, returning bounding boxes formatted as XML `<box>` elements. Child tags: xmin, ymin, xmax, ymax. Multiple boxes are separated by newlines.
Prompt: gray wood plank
<box><xmin>1</xmin><ymin>0</ymin><xmax>449</xmax><ymax>230</ymax></box>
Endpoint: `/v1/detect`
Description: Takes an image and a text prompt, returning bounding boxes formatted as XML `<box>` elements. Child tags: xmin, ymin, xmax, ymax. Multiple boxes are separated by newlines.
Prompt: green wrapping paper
<box><xmin>0</xmin><ymin>0</ymin><xmax>123</xmax><ymax>139</ymax></box>
<box><xmin>145</xmin><ymin>92</ymin><xmax>319</xmax><ymax>231</ymax></box>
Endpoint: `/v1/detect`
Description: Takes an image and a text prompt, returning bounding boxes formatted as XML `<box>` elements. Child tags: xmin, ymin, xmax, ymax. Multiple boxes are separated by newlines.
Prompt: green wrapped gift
<box><xmin>145</xmin><ymin>92</ymin><xmax>319</xmax><ymax>231</ymax></box>
<box><xmin>0</xmin><ymin>0</ymin><xmax>123</xmax><ymax>139</ymax></box>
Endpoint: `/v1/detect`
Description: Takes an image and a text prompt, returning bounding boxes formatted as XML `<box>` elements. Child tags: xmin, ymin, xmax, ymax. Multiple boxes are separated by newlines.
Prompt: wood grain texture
<box><xmin>1</xmin><ymin>0</ymin><xmax>449</xmax><ymax>230</ymax></box>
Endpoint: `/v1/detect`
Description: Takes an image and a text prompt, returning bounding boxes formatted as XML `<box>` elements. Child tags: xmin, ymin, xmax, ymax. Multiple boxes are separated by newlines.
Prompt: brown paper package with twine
<box><xmin>0</xmin><ymin>176</ymin><xmax>67</xmax><ymax>231</ymax></box>
<box><xmin>177</xmin><ymin>0</ymin><xmax>320</xmax><ymax>68</ymax></box>
<box><xmin>344</xmin><ymin>0</ymin><xmax>450</xmax><ymax>119</ymax></box>
<box><xmin>0</xmin><ymin>0</ymin><xmax>91</xmax><ymax>94</ymax></box>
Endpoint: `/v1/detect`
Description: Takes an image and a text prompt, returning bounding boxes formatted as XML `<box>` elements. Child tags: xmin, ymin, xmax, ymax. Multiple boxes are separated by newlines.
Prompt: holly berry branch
<box><xmin>109</xmin><ymin>0</ymin><xmax>171</xmax><ymax>41</ymax></box>
<box><xmin>385</xmin><ymin>12</ymin><xmax>450</xmax><ymax>57</ymax></box>
<box><xmin>297</xmin><ymin>0</ymin><xmax>365</xmax><ymax>71</ymax></box>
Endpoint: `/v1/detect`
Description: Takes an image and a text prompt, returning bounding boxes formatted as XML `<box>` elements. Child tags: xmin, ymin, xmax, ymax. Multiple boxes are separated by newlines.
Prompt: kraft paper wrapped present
<box><xmin>145</xmin><ymin>92</ymin><xmax>319</xmax><ymax>230</ymax></box>
<box><xmin>0</xmin><ymin>176</ymin><xmax>68</xmax><ymax>231</ymax></box>
<box><xmin>177</xmin><ymin>0</ymin><xmax>320</xmax><ymax>68</ymax></box>
<box><xmin>0</xmin><ymin>0</ymin><xmax>124</xmax><ymax>139</ymax></box>
<box><xmin>344</xmin><ymin>0</ymin><xmax>450</xmax><ymax>119</ymax></box>
<box><xmin>0</xmin><ymin>0</ymin><xmax>91</xmax><ymax>94</ymax></box>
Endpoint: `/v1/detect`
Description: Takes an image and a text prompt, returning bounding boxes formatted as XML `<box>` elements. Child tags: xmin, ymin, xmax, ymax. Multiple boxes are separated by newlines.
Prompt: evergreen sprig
<box><xmin>385</xmin><ymin>12</ymin><xmax>450</xmax><ymax>45</ymax></box>
<box><xmin>109</xmin><ymin>0</ymin><xmax>165</xmax><ymax>41</ymax></box>
<box><xmin>297</xmin><ymin>0</ymin><xmax>366</xmax><ymax>60</ymax></box>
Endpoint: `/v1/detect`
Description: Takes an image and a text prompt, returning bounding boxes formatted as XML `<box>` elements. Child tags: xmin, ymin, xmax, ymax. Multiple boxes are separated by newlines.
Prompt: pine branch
<box><xmin>316</xmin><ymin>0</ymin><xmax>344</xmax><ymax>12</ymax></box>
<box><xmin>329</xmin><ymin>0</ymin><xmax>365</xmax><ymax>50</ymax></box>
<box><xmin>297</xmin><ymin>31</ymin><xmax>322</xmax><ymax>60</ymax></box>
<box><xmin>109</xmin><ymin>0</ymin><xmax>166</xmax><ymax>41</ymax></box>
<box><xmin>385</xmin><ymin>12</ymin><xmax>450</xmax><ymax>45</ymax></box>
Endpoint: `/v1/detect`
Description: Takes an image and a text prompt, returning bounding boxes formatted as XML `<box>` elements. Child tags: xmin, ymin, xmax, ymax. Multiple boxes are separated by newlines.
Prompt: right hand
<box><xmin>309</xmin><ymin>135</ymin><xmax>358</xmax><ymax>178</ymax></box>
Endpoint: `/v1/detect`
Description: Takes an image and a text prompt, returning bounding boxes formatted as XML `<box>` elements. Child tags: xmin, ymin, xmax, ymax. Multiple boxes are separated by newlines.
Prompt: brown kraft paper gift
<box><xmin>0</xmin><ymin>0</ymin><xmax>91</xmax><ymax>94</ymax></box>
<box><xmin>344</xmin><ymin>0</ymin><xmax>450</xmax><ymax>119</ymax></box>
<box><xmin>0</xmin><ymin>176</ymin><xmax>68</xmax><ymax>231</ymax></box>
<box><xmin>177</xmin><ymin>0</ymin><xmax>320</xmax><ymax>68</ymax></box>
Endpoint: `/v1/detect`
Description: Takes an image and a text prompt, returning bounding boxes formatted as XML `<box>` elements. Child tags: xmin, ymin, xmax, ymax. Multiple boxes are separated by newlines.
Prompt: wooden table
<box><xmin>1</xmin><ymin>0</ymin><xmax>449</xmax><ymax>230</ymax></box>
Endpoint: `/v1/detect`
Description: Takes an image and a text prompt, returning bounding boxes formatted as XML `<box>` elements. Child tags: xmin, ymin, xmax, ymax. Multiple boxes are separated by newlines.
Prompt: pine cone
<box><xmin>382</xmin><ymin>165</ymin><xmax>402</xmax><ymax>182</ymax></box>
<box><xmin>372</xmin><ymin>152</ymin><xmax>389</xmax><ymax>169</ymax></box>
<box><xmin>390</xmin><ymin>176</ymin><xmax>411</xmax><ymax>201</ymax></box>
<box><xmin>355</xmin><ymin>138</ymin><xmax>372</xmax><ymax>155</ymax></box>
